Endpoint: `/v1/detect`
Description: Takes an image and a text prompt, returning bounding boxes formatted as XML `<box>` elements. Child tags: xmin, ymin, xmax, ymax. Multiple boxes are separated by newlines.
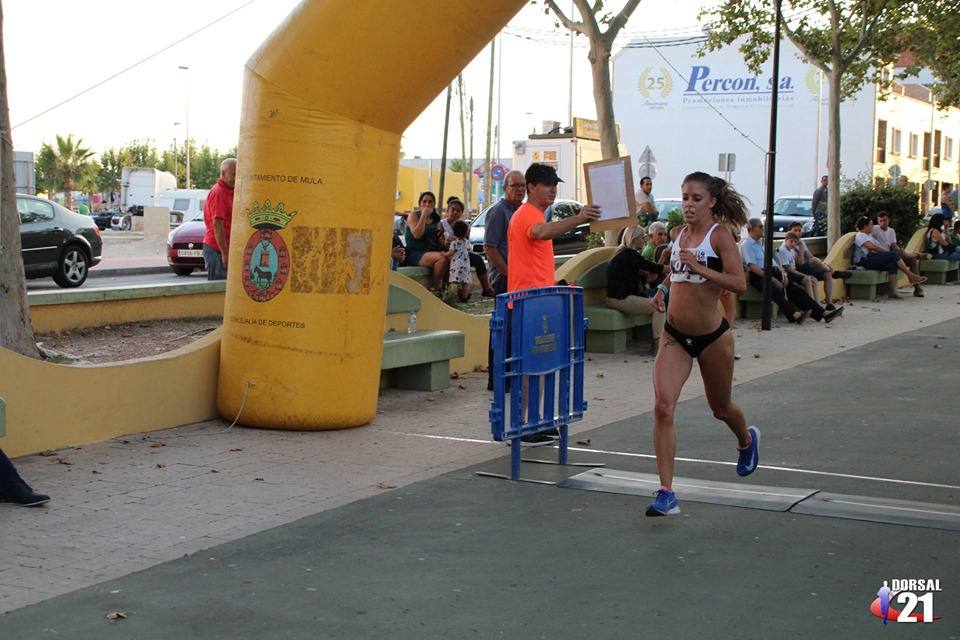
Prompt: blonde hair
<box><xmin>620</xmin><ymin>226</ymin><xmax>645</xmax><ymax>249</ymax></box>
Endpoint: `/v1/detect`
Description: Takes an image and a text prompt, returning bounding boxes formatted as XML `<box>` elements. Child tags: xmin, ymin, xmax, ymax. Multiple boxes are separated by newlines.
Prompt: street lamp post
<box><xmin>173</xmin><ymin>121</ymin><xmax>181</xmax><ymax>186</ymax></box>
<box><xmin>178</xmin><ymin>65</ymin><xmax>190</xmax><ymax>189</ymax></box>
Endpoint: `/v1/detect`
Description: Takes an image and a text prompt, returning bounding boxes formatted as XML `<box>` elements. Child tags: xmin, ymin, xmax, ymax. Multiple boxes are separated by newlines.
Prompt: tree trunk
<box><xmin>588</xmin><ymin>38</ymin><xmax>620</xmax><ymax>245</ymax></box>
<box><xmin>0</xmin><ymin>3</ymin><xmax>40</xmax><ymax>358</ymax></box>
<box><xmin>826</xmin><ymin>64</ymin><xmax>842</xmax><ymax>248</ymax></box>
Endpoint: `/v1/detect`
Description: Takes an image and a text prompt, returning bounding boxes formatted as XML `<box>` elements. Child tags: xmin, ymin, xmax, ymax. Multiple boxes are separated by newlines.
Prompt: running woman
<box><xmin>645</xmin><ymin>172</ymin><xmax>759</xmax><ymax>517</ymax></box>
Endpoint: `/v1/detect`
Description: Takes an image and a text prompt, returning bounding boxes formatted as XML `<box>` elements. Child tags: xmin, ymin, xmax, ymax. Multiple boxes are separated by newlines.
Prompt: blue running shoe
<box><xmin>737</xmin><ymin>426</ymin><xmax>760</xmax><ymax>477</ymax></box>
<box><xmin>645</xmin><ymin>488</ymin><xmax>680</xmax><ymax>517</ymax></box>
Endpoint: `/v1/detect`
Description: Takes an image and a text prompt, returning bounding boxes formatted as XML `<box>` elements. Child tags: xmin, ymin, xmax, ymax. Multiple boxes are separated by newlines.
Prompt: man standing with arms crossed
<box><xmin>202</xmin><ymin>158</ymin><xmax>237</xmax><ymax>281</ymax></box>
<box><xmin>485</xmin><ymin>170</ymin><xmax>525</xmax><ymax>391</ymax></box>
<box><xmin>635</xmin><ymin>175</ymin><xmax>657</xmax><ymax>225</ymax></box>
<box><xmin>503</xmin><ymin>163</ymin><xmax>600</xmax><ymax>444</ymax></box>
<box><xmin>483</xmin><ymin>170</ymin><xmax>525</xmax><ymax>296</ymax></box>
<box><xmin>811</xmin><ymin>175</ymin><xmax>828</xmax><ymax>237</ymax></box>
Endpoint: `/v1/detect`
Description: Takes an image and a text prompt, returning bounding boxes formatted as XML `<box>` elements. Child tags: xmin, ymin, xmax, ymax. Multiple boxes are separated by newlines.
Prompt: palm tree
<box><xmin>37</xmin><ymin>134</ymin><xmax>96</xmax><ymax>210</ymax></box>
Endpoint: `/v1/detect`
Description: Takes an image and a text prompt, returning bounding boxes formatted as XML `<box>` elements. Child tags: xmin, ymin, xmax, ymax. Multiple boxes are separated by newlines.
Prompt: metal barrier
<box><xmin>483</xmin><ymin>286</ymin><xmax>600</xmax><ymax>482</ymax></box>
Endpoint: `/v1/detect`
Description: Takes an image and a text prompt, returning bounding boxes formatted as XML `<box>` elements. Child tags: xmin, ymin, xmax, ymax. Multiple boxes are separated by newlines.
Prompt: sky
<box><xmin>4</xmin><ymin>0</ymin><xmax>706</xmax><ymax>162</ymax></box>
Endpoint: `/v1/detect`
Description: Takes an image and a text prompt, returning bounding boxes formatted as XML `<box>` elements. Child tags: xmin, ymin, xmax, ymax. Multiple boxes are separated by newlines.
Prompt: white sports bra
<box><xmin>670</xmin><ymin>223</ymin><xmax>724</xmax><ymax>284</ymax></box>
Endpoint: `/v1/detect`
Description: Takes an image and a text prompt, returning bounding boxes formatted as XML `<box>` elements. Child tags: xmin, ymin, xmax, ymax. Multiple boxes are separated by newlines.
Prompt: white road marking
<box><xmin>383</xmin><ymin>431</ymin><xmax>960</xmax><ymax>491</ymax></box>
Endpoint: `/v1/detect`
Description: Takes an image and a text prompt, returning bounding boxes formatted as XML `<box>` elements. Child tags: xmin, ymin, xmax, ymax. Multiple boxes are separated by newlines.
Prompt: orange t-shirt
<box><xmin>507</xmin><ymin>203</ymin><xmax>555</xmax><ymax>292</ymax></box>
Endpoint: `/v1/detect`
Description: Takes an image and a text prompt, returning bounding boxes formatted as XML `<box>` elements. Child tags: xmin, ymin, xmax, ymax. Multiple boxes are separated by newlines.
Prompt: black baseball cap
<box><xmin>525</xmin><ymin>163</ymin><xmax>564</xmax><ymax>186</ymax></box>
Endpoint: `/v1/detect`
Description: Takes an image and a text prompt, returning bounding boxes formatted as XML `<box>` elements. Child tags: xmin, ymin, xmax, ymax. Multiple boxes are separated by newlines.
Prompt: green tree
<box><xmin>448</xmin><ymin>158</ymin><xmax>466</xmax><ymax>173</ymax></box>
<box><xmin>700</xmin><ymin>1</ymin><xmax>920</xmax><ymax>247</ymax></box>
<box><xmin>544</xmin><ymin>0</ymin><xmax>641</xmax><ymax>244</ymax></box>
<box><xmin>900</xmin><ymin>3</ymin><xmax>960</xmax><ymax>106</ymax></box>
<box><xmin>34</xmin><ymin>134</ymin><xmax>96</xmax><ymax>210</ymax></box>
<box><xmin>97</xmin><ymin>147</ymin><xmax>132</xmax><ymax>194</ymax></box>
<box><xmin>189</xmin><ymin>144</ymin><xmax>223</xmax><ymax>189</ymax></box>
<box><xmin>119</xmin><ymin>139</ymin><xmax>162</xmax><ymax>168</ymax></box>
<box><xmin>840</xmin><ymin>182</ymin><xmax>920</xmax><ymax>240</ymax></box>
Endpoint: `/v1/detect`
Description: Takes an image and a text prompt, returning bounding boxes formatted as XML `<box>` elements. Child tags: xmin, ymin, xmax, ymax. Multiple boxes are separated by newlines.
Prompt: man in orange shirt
<box><xmin>507</xmin><ymin>163</ymin><xmax>600</xmax><ymax>292</ymax></box>
<box><xmin>504</xmin><ymin>163</ymin><xmax>600</xmax><ymax>446</ymax></box>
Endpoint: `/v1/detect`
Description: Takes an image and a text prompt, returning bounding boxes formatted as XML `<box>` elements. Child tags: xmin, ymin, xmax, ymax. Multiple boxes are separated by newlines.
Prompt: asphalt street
<box><xmin>26</xmin><ymin>270</ymin><xmax>204</xmax><ymax>291</ymax></box>
<box><xmin>2</xmin><ymin>318</ymin><xmax>957</xmax><ymax>638</ymax></box>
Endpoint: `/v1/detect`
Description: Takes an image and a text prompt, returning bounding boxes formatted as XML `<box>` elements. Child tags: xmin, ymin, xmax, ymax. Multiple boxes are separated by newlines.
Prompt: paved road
<box><xmin>3</xmin><ymin>318</ymin><xmax>957</xmax><ymax>638</ymax></box>
<box><xmin>26</xmin><ymin>270</ymin><xmax>207</xmax><ymax>291</ymax></box>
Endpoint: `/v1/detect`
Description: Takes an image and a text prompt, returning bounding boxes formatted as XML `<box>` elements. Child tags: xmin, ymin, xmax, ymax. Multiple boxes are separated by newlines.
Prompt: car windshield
<box><xmin>658</xmin><ymin>199</ymin><xmax>682</xmax><ymax>219</ymax></box>
<box><xmin>471</xmin><ymin>210</ymin><xmax>488</xmax><ymax>227</ymax></box>
<box><xmin>773</xmin><ymin>198</ymin><xmax>813</xmax><ymax>216</ymax></box>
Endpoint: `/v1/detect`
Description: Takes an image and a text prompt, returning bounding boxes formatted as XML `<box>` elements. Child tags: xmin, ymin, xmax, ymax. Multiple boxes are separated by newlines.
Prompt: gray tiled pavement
<box><xmin>2</xmin><ymin>286</ymin><xmax>960</xmax><ymax>616</ymax></box>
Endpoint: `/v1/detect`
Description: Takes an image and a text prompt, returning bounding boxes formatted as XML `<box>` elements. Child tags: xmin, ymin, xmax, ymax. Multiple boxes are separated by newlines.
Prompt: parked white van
<box><xmin>155</xmin><ymin>188</ymin><xmax>209</xmax><ymax>228</ymax></box>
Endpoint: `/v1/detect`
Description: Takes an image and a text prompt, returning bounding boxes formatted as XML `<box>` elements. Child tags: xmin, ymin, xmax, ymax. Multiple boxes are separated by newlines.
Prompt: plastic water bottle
<box><xmin>407</xmin><ymin>311</ymin><xmax>417</xmax><ymax>334</ymax></box>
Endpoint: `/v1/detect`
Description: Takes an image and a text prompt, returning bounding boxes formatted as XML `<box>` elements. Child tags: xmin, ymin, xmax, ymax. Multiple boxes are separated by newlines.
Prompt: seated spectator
<box><xmin>403</xmin><ymin>191</ymin><xmax>448</xmax><ymax>290</ymax></box>
<box><xmin>853</xmin><ymin>216</ymin><xmax>927</xmax><ymax>298</ymax></box>
<box><xmin>778</xmin><ymin>231</ymin><xmax>822</xmax><ymax>303</ymax></box>
<box><xmin>0</xmin><ymin>448</ymin><xmax>50</xmax><ymax>507</ymax></box>
<box><xmin>642</xmin><ymin>221</ymin><xmax>668</xmax><ymax>261</ymax></box>
<box><xmin>786</xmin><ymin>221</ymin><xmax>851</xmax><ymax>306</ymax></box>
<box><xmin>871</xmin><ymin>212</ymin><xmax>924</xmax><ymax>297</ymax></box>
<box><xmin>605</xmin><ymin>226</ymin><xmax>666</xmax><ymax>355</ymax></box>
<box><xmin>390</xmin><ymin>232</ymin><xmax>405</xmax><ymax>271</ymax></box>
<box><xmin>441</xmin><ymin>198</ymin><xmax>495</xmax><ymax>297</ymax></box>
<box><xmin>741</xmin><ymin>218</ymin><xmax>842</xmax><ymax>323</ymax></box>
<box><xmin>667</xmin><ymin>225</ymin><xmax>681</xmax><ymax>246</ymax></box>
<box><xmin>949</xmin><ymin>219</ymin><xmax>960</xmax><ymax>248</ymax></box>
<box><xmin>924</xmin><ymin>213</ymin><xmax>960</xmax><ymax>262</ymax></box>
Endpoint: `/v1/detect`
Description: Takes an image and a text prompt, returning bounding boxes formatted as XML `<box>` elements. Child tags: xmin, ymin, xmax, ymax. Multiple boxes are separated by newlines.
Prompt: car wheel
<box><xmin>53</xmin><ymin>245</ymin><xmax>90</xmax><ymax>288</ymax></box>
<box><xmin>172</xmin><ymin>266</ymin><xmax>194</xmax><ymax>276</ymax></box>
<box><xmin>121</xmin><ymin>216</ymin><xmax>131</xmax><ymax>231</ymax></box>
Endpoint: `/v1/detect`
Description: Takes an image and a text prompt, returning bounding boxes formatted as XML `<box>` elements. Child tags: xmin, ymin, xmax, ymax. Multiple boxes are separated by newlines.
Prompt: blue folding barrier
<box><xmin>486</xmin><ymin>286</ymin><xmax>592</xmax><ymax>481</ymax></box>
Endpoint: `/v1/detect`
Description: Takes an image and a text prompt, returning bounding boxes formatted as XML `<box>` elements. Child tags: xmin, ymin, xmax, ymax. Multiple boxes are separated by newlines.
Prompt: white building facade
<box><xmin>612</xmin><ymin>38</ymin><xmax>959</xmax><ymax>212</ymax></box>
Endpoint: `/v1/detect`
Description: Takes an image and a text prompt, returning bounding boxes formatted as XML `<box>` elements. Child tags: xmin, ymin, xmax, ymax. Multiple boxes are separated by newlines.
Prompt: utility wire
<box><xmin>11</xmin><ymin>0</ymin><xmax>259</xmax><ymax>131</ymax></box>
<box><xmin>638</xmin><ymin>35</ymin><xmax>768</xmax><ymax>154</ymax></box>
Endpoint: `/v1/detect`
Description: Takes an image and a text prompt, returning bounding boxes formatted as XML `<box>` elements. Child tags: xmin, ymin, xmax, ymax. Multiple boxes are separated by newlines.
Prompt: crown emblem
<box><xmin>246</xmin><ymin>199</ymin><xmax>297</xmax><ymax>230</ymax></box>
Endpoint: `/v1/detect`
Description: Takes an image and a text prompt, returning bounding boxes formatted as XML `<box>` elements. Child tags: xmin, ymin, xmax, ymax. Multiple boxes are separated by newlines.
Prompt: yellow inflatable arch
<box><xmin>218</xmin><ymin>0</ymin><xmax>525</xmax><ymax>429</ymax></box>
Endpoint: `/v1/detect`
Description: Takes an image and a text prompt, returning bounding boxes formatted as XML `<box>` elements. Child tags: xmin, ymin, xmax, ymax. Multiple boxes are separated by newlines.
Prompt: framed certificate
<box><xmin>583</xmin><ymin>156</ymin><xmax>638</xmax><ymax>233</ymax></box>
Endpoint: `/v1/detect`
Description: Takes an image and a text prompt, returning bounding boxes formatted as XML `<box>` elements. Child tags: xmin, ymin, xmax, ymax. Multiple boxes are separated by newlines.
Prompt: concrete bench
<box><xmin>577</xmin><ymin>261</ymin><xmax>652</xmax><ymax>353</ymax></box>
<box><xmin>381</xmin><ymin>284</ymin><xmax>464</xmax><ymax>391</ymax></box>
<box><xmin>845</xmin><ymin>268</ymin><xmax>888</xmax><ymax>299</ymax></box>
<box><xmin>919</xmin><ymin>259</ymin><xmax>959</xmax><ymax>284</ymax></box>
<box><xmin>738</xmin><ymin>283</ymin><xmax>788</xmax><ymax>320</ymax></box>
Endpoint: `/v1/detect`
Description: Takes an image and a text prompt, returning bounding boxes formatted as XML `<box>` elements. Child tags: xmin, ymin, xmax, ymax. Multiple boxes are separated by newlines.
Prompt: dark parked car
<box><xmin>165</xmin><ymin>212</ymin><xmax>206</xmax><ymax>276</ymax></box>
<box><xmin>771</xmin><ymin>195</ymin><xmax>815</xmax><ymax>238</ymax></box>
<box><xmin>91</xmin><ymin>210</ymin><xmax>115</xmax><ymax>230</ymax></box>
<box><xmin>18</xmin><ymin>194</ymin><xmax>102</xmax><ymax>287</ymax></box>
<box><xmin>468</xmin><ymin>199</ymin><xmax>590</xmax><ymax>255</ymax></box>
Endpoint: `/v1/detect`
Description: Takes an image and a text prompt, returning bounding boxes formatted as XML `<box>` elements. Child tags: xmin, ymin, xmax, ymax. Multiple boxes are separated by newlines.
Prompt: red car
<box><xmin>166</xmin><ymin>217</ymin><xmax>206</xmax><ymax>276</ymax></box>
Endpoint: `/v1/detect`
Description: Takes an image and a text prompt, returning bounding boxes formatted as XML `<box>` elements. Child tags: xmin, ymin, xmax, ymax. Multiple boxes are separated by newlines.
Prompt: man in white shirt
<box><xmin>778</xmin><ymin>232</ymin><xmax>821</xmax><ymax>303</ymax></box>
<box><xmin>635</xmin><ymin>176</ymin><xmax>657</xmax><ymax>224</ymax></box>
<box><xmin>853</xmin><ymin>216</ymin><xmax>925</xmax><ymax>299</ymax></box>
<box><xmin>871</xmin><ymin>212</ymin><xmax>924</xmax><ymax>297</ymax></box>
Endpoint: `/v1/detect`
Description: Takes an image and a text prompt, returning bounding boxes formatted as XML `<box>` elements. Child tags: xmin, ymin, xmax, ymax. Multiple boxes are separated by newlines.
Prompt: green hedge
<box><xmin>840</xmin><ymin>183</ymin><xmax>920</xmax><ymax>242</ymax></box>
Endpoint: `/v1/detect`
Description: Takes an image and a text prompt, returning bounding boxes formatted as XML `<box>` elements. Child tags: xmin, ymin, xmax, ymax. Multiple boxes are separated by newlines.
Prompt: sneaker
<box><xmin>832</xmin><ymin>270</ymin><xmax>853</xmax><ymax>280</ymax></box>
<box><xmin>645</xmin><ymin>488</ymin><xmax>681</xmax><ymax>516</ymax></box>
<box><xmin>734</xmin><ymin>353</ymin><xmax>742</xmax><ymax>361</ymax></box>
<box><xmin>823</xmin><ymin>306</ymin><xmax>843</xmax><ymax>323</ymax></box>
<box><xmin>0</xmin><ymin>481</ymin><xmax>50</xmax><ymax>507</ymax></box>
<box><xmin>519</xmin><ymin>433</ymin><xmax>554</xmax><ymax>447</ymax></box>
<box><xmin>913</xmin><ymin>286</ymin><xmax>925</xmax><ymax>298</ymax></box>
<box><xmin>736</xmin><ymin>426</ymin><xmax>761</xmax><ymax>477</ymax></box>
<box><xmin>825</xmin><ymin>303</ymin><xmax>836</xmax><ymax>311</ymax></box>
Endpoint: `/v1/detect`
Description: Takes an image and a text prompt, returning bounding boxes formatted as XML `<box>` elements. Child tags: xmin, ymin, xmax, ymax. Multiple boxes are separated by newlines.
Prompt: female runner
<box><xmin>645</xmin><ymin>172</ymin><xmax>759</xmax><ymax>516</ymax></box>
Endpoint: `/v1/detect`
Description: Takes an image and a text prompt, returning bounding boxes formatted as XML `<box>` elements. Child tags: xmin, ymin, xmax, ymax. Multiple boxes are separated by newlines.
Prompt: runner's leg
<box><xmin>652</xmin><ymin>332</ymin><xmax>693</xmax><ymax>490</ymax></box>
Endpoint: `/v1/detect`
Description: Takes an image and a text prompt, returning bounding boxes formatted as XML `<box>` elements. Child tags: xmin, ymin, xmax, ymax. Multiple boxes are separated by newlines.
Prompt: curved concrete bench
<box><xmin>556</xmin><ymin>249</ymin><xmax>653</xmax><ymax>353</ymax></box>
